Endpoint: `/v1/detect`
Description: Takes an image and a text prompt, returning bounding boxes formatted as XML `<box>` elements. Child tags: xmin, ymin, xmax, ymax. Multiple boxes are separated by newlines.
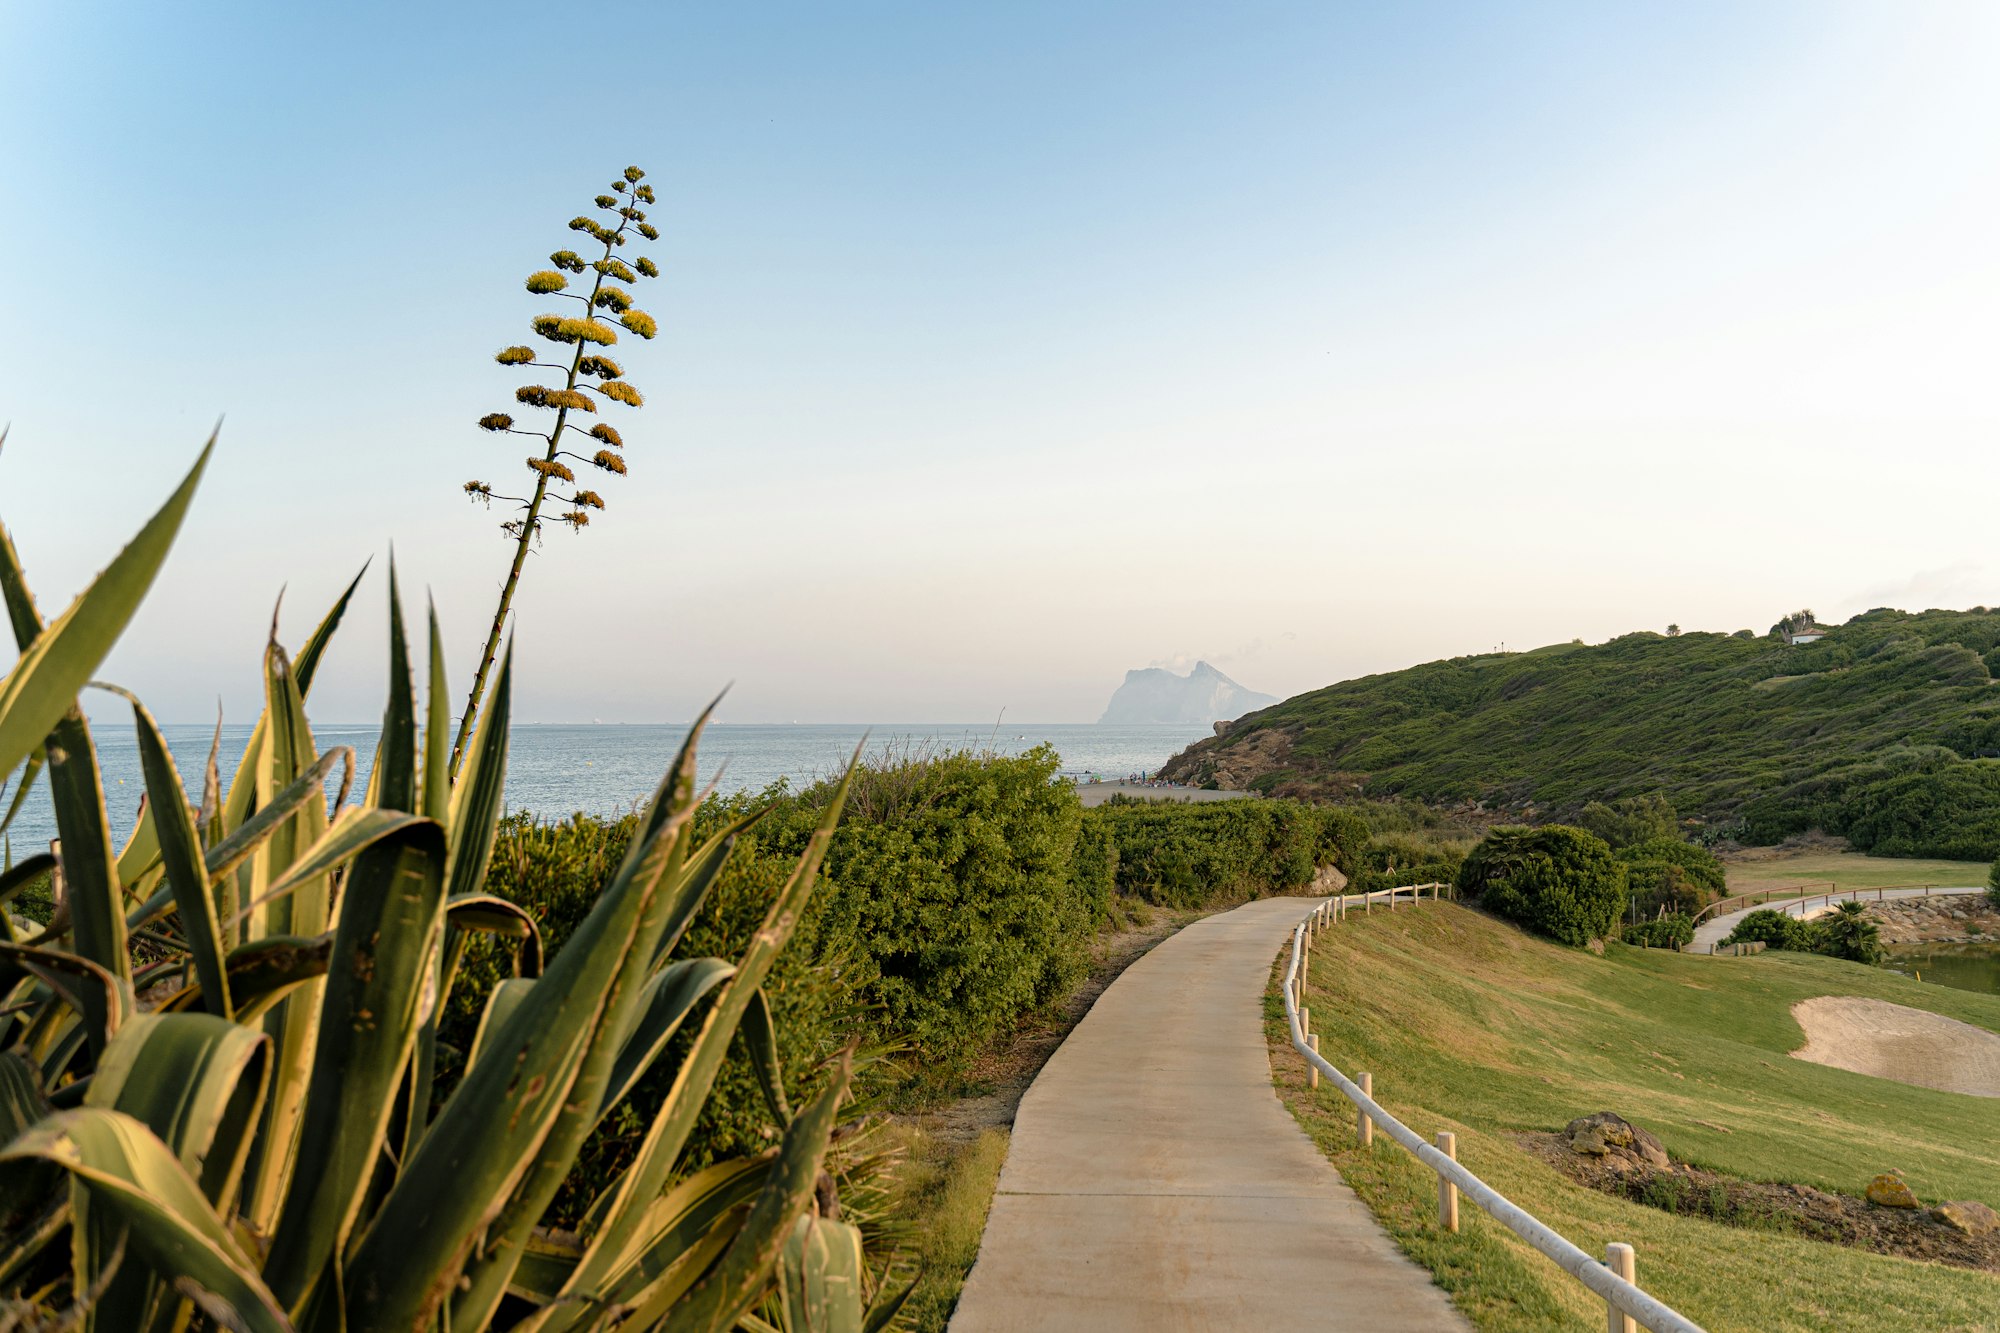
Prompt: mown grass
<box><xmin>1724</xmin><ymin>850</ymin><xmax>1991</xmax><ymax>894</ymax></box>
<box><xmin>882</xmin><ymin>1125</ymin><xmax>1010</xmax><ymax>1332</ymax></box>
<box><xmin>1269</xmin><ymin>903</ymin><xmax>2000</xmax><ymax>1331</ymax></box>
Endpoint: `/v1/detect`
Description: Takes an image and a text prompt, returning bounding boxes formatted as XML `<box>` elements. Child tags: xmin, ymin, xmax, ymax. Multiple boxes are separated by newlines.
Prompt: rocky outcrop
<box><xmin>1098</xmin><ymin>661</ymin><xmax>1277</xmax><ymax>727</ymax></box>
<box><xmin>1562</xmin><ymin>1113</ymin><xmax>1671</xmax><ymax>1172</ymax></box>
<box><xmin>1866</xmin><ymin>1173</ymin><xmax>1921</xmax><ymax>1209</ymax></box>
<box><xmin>1863</xmin><ymin>894</ymin><xmax>2000</xmax><ymax>945</ymax></box>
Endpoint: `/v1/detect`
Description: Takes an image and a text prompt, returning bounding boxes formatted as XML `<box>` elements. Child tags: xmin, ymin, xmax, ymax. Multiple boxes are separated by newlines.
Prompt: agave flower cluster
<box><xmin>464</xmin><ymin>166</ymin><xmax>661</xmax><ymax>537</ymax></box>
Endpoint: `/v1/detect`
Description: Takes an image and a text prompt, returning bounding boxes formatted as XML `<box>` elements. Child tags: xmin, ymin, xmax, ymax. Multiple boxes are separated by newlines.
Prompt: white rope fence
<box><xmin>1283</xmin><ymin>886</ymin><xmax>1707</xmax><ymax>1333</ymax></box>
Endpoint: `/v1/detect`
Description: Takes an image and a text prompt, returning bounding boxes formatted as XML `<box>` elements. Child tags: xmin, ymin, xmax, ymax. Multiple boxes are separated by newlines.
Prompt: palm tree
<box><xmin>1822</xmin><ymin>900</ymin><xmax>1884</xmax><ymax>964</ymax></box>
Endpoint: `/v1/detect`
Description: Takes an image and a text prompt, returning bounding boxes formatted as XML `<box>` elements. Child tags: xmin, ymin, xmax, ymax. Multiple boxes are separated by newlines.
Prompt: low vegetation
<box><xmin>1164</xmin><ymin>611</ymin><xmax>2000</xmax><ymax>860</ymax></box>
<box><xmin>1723</xmin><ymin>901</ymin><xmax>1885</xmax><ymax>964</ymax></box>
<box><xmin>1271</xmin><ymin>903</ymin><xmax>2000</xmax><ymax>1331</ymax></box>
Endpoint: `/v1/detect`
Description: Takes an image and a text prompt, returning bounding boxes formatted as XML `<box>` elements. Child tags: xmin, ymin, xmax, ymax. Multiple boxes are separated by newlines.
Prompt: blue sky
<box><xmin>4</xmin><ymin>2</ymin><xmax>1996</xmax><ymax>723</ymax></box>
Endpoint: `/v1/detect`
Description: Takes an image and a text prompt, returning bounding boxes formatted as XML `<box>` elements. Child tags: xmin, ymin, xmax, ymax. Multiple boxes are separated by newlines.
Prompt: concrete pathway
<box><xmin>950</xmin><ymin>897</ymin><xmax>1467</xmax><ymax>1332</ymax></box>
<box><xmin>1692</xmin><ymin>885</ymin><xmax>1986</xmax><ymax>951</ymax></box>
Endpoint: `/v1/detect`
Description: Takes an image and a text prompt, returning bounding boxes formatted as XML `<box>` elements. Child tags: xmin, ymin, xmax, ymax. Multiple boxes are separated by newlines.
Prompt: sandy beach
<box><xmin>1791</xmin><ymin>996</ymin><xmax>2000</xmax><ymax>1098</ymax></box>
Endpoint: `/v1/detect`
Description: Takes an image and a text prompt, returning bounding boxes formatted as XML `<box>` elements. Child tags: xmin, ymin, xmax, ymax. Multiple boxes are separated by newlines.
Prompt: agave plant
<box><xmin>0</xmin><ymin>444</ymin><xmax>908</xmax><ymax>1331</ymax></box>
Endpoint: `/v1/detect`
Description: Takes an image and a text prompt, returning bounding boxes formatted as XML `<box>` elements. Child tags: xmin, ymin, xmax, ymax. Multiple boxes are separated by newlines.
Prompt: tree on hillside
<box><xmin>1667</xmin><ymin>623</ymin><xmax>1681</xmax><ymax>636</ymax></box>
<box><xmin>1456</xmin><ymin>825</ymin><xmax>1627</xmax><ymax>947</ymax></box>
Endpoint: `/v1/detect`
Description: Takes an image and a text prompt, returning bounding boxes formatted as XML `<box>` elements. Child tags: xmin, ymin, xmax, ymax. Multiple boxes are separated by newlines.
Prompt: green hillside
<box><xmin>1159</xmin><ymin>609</ymin><xmax>2000</xmax><ymax>860</ymax></box>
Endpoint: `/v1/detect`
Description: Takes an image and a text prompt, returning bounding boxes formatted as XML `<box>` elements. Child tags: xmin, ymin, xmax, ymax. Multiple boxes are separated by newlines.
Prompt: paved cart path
<box><xmin>950</xmin><ymin>896</ymin><xmax>1467</xmax><ymax>1332</ymax></box>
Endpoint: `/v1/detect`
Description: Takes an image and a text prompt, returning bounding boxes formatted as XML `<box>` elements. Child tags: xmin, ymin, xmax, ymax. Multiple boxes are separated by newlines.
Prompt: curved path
<box><xmin>949</xmin><ymin>897</ymin><xmax>1466</xmax><ymax>1331</ymax></box>
<box><xmin>1692</xmin><ymin>885</ymin><xmax>1985</xmax><ymax>951</ymax></box>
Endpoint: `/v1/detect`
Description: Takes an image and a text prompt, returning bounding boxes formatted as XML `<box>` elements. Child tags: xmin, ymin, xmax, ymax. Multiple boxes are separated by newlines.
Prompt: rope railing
<box><xmin>1282</xmin><ymin>887</ymin><xmax>1707</xmax><ymax>1333</ymax></box>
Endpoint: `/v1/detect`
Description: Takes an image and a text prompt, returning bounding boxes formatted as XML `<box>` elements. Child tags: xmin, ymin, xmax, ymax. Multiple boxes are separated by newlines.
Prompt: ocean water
<box><xmin>3</xmin><ymin>721</ymin><xmax>1213</xmax><ymax>850</ymax></box>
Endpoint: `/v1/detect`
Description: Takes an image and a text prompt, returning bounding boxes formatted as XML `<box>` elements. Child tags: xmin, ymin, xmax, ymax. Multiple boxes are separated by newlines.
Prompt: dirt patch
<box><xmin>902</xmin><ymin>903</ymin><xmax>1216</xmax><ymax>1144</ymax></box>
<box><xmin>1522</xmin><ymin>1131</ymin><xmax>2000</xmax><ymax>1273</ymax></box>
<box><xmin>1791</xmin><ymin>996</ymin><xmax>2000</xmax><ymax>1098</ymax></box>
<box><xmin>1717</xmin><ymin>831</ymin><xmax>1851</xmax><ymax>863</ymax></box>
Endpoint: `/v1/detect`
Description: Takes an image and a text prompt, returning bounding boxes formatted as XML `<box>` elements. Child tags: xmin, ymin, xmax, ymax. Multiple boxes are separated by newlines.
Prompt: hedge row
<box><xmin>1087</xmin><ymin>797</ymin><xmax>1367</xmax><ymax>907</ymax></box>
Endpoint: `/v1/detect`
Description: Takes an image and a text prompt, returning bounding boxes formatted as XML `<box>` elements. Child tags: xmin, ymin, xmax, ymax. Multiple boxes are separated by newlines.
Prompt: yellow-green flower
<box><xmin>572</xmin><ymin>489</ymin><xmax>605</xmax><ymax>509</ymax></box>
<box><xmin>594</xmin><ymin>194</ymin><xmax>618</xmax><ymax>209</ymax></box>
<box><xmin>636</xmin><ymin>223</ymin><xmax>660</xmax><ymax>241</ymax></box>
<box><xmin>591</xmin><ymin>449</ymin><xmax>627</xmax><ymax>474</ymax></box>
<box><xmin>578</xmin><ymin>355</ymin><xmax>623</xmax><ymax>379</ymax></box>
<box><xmin>495</xmin><ymin>346</ymin><xmax>535</xmax><ymax>365</ymax></box>
<box><xmin>595</xmin><ymin>258</ymin><xmax>637</xmax><ymax>282</ymax></box>
<box><xmin>525</xmin><ymin>270</ymin><xmax>569</xmax><ymax>294</ymax></box>
<box><xmin>597</xmin><ymin>380</ymin><xmax>643</xmax><ymax>407</ymax></box>
<box><xmin>635</xmin><ymin>184</ymin><xmax>656</xmax><ymax>203</ymax></box>
<box><xmin>589</xmin><ymin>423</ymin><xmax>624</xmax><ymax>448</ymax></box>
<box><xmin>463</xmin><ymin>479</ymin><xmax>493</xmax><ymax>496</ymax></box>
<box><xmin>550</xmin><ymin>249</ymin><xmax>586</xmax><ymax>273</ymax></box>
<box><xmin>619</xmin><ymin>310</ymin><xmax>658</xmax><ymax>339</ymax></box>
<box><xmin>593</xmin><ymin>285</ymin><xmax>632</xmax><ymax>313</ymax></box>
<box><xmin>635</xmin><ymin>257</ymin><xmax>659</xmax><ymax>278</ymax></box>
<box><xmin>623</xmin><ymin>166</ymin><xmax>645</xmax><ymax>182</ymax></box>
<box><xmin>526</xmin><ymin>457</ymin><xmax>576</xmax><ymax>482</ymax></box>
<box><xmin>477</xmin><ymin>413</ymin><xmax>515</xmax><ymax>431</ymax></box>
<box><xmin>563</xmin><ymin>509</ymin><xmax>591</xmax><ymax>527</ymax></box>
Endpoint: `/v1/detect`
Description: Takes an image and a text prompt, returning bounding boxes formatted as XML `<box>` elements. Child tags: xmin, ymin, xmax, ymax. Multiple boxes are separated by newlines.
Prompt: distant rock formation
<box><xmin>1098</xmin><ymin>661</ymin><xmax>1278</xmax><ymax>726</ymax></box>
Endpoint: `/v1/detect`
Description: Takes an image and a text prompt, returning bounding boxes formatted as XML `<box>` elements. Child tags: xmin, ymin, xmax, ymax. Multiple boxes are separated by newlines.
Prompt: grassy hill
<box><xmin>1161</xmin><ymin>609</ymin><xmax>2000</xmax><ymax>860</ymax></box>
<box><xmin>1270</xmin><ymin>903</ymin><xmax>2000</xmax><ymax>1331</ymax></box>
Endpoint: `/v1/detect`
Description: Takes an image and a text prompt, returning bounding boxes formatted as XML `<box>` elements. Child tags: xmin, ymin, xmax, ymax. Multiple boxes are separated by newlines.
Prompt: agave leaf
<box><xmin>0</xmin><ymin>441</ymin><xmax>211</xmax><ymax>782</ymax></box>
<box><xmin>465</xmin><ymin>975</ymin><xmax>536</xmax><ymax>1070</ymax></box>
<box><xmin>743</xmin><ymin>984</ymin><xmax>793</xmax><ymax>1127</ymax></box>
<box><xmin>597</xmin><ymin>957</ymin><xmax>734</xmax><ymax>1124</ymax></box>
<box><xmin>369</xmin><ymin>562</ymin><xmax>419</xmax><ymax>818</ymax></box>
<box><xmin>778</xmin><ymin>1214</ymin><xmax>867</xmax><ymax>1333</ymax></box>
<box><xmin>265</xmin><ymin>820</ymin><xmax>447</xmax><ymax>1314</ymax></box>
<box><xmin>0</xmin><ymin>1107</ymin><xmax>291</xmax><ymax>1333</ymax></box>
<box><xmin>548</xmin><ymin>761</ymin><xmax>856</xmax><ymax>1321</ymax></box>
<box><xmin>233</xmin><ymin>806</ymin><xmax>432</xmax><ymax>932</ymax></box>
<box><xmin>0</xmin><ymin>850</ymin><xmax>56</xmax><ymax>909</ymax></box>
<box><xmin>122</xmin><ymin>694</ymin><xmax>232</xmax><ymax>1018</ymax></box>
<box><xmin>0</xmin><ymin>1048</ymin><xmax>58</xmax><ymax>1232</ymax></box>
<box><xmin>292</xmin><ymin>561</ymin><xmax>367</xmax><ymax>699</ymax></box>
<box><xmin>457</xmin><ymin>814</ymin><xmax>746</xmax><ymax>1331</ymax></box>
<box><xmin>444</xmin><ymin>893</ymin><xmax>543</xmax><ymax>977</ymax></box>
<box><xmin>862</xmin><ymin>1269</ymin><xmax>923</xmax><ymax>1333</ymax></box>
<box><xmin>657</xmin><ymin>1052</ymin><xmax>853</xmax><ymax>1332</ymax></box>
<box><xmin>0</xmin><ymin>746</ymin><xmax>44</xmax><ymax>841</ymax></box>
<box><xmin>423</xmin><ymin>600</ymin><xmax>450</xmax><ymax>824</ymax></box>
<box><xmin>572</xmin><ymin>1156</ymin><xmax>773</xmax><ymax>1314</ymax></box>
<box><xmin>335</xmin><ymin>711</ymin><xmax>719</xmax><ymax>1333</ymax></box>
<box><xmin>0</xmin><ymin>507</ymin><xmax>45</xmax><ymax>652</ymax></box>
<box><xmin>157</xmin><ymin>934</ymin><xmax>333</xmax><ymax>1024</ymax></box>
<box><xmin>47</xmin><ymin>707</ymin><xmax>130</xmax><ymax>994</ymax></box>
<box><xmin>199</xmin><ymin>747</ymin><xmax>350</xmax><ymax>891</ymax></box>
<box><xmin>443</xmin><ymin>641</ymin><xmax>511</xmax><ymax>902</ymax></box>
<box><xmin>0</xmin><ymin>942</ymin><xmax>131</xmax><ymax>1062</ymax></box>
<box><xmin>84</xmin><ymin>1014</ymin><xmax>272</xmax><ymax>1330</ymax></box>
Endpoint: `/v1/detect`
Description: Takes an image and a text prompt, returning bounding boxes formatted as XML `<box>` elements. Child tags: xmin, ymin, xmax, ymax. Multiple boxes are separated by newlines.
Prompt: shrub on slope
<box><xmin>1457</xmin><ymin>825</ymin><xmax>1628</xmax><ymax>946</ymax></box>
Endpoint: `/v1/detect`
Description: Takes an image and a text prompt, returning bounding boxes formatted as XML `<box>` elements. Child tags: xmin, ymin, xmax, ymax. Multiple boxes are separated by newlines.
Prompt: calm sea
<box><xmin>3</xmin><ymin>722</ymin><xmax>1212</xmax><ymax>850</ymax></box>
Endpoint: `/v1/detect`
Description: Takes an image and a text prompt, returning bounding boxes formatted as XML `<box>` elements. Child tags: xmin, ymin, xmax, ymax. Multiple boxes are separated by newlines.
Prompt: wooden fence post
<box><xmin>1308</xmin><ymin>1033</ymin><xmax>1320</xmax><ymax>1089</ymax></box>
<box><xmin>1357</xmin><ymin>1071</ymin><xmax>1374</xmax><ymax>1146</ymax></box>
<box><xmin>1605</xmin><ymin>1242</ymin><xmax>1636</xmax><ymax>1333</ymax></box>
<box><xmin>1435</xmin><ymin>1132</ymin><xmax>1458</xmax><ymax>1231</ymax></box>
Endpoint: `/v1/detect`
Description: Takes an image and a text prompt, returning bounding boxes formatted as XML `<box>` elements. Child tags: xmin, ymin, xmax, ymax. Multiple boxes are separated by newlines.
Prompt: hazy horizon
<box><xmin>5</xmin><ymin>1</ymin><xmax>1996</xmax><ymax>726</ymax></box>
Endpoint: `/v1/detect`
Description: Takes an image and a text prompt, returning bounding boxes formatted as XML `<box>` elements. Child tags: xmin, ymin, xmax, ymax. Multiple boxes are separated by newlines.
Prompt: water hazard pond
<box><xmin>1885</xmin><ymin>945</ymin><xmax>2000</xmax><ymax>997</ymax></box>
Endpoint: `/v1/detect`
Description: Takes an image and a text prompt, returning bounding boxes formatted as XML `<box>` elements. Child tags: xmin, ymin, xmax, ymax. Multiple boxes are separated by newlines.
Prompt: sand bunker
<box><xmin>1791</xmin><ymin>996</ymin><xmax>2000</xmax><ymax>1098</ymax></box>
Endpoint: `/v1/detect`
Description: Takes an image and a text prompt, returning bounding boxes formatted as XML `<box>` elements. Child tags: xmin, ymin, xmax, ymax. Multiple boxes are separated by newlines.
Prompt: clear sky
<box><xmin>4</xmin><ymin>2</ymin><xmax>1997</xmax><ymax>724</ymax></box>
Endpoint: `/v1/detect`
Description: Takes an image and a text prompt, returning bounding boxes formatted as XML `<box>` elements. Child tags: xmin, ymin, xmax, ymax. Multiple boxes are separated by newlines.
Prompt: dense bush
<box><xmin>1616</xmin><ymin>837</ymin><xmax>1726</xmax><ymax>916</ymax></box>
<box><xmin>1836</xmin><ymin>763</ymin><xmax>2000</xmax><ymax>860</ymax></box>
<box><xmin>1990</xmin><ymin>856</ymin><xmax>2000</xmax><ymax>908</ymax></box>
<box><xmin>1578</xmin><ymin>795</ymin><xmax>1679</xmax><ymax>849</ymax></box>
<box><xmin>1722</xmin><ymin>908</ymin><xmax>1823</xmax><ymax>952</ymax></box>
<box><xmin>1457</xmin><ymin>825</ymin><xmax>1628</xmax><ymax>947</ymax></box>
<box><xmin>1087</xmin><ymin>797</ymin><xmax>1366</xmax><ymax>907</ymax></box>
<box><xmin>1622</xmin><ymin>914</ymin><xmax>1694</xmax><ymax>949</ymax></box>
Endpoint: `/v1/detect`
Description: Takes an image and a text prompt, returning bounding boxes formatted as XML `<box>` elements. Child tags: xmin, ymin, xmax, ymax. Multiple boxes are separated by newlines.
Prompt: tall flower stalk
<box><xmin>457</xmin><ymin>166</ymin><xmax>661</xmax><ymax>772</ymax></box>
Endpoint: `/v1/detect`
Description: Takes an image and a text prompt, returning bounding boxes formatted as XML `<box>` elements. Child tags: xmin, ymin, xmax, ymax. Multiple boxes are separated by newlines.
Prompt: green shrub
<box><xmin>1578</xmin><ymin>795</ymin><xmax>1678</xmax><ymax>849</ymax></box>
<box><xmin>1622</xmin><ymin>914</ymin><xmax>1694</xmax><ymax>949</ymax></box>
<box><xmin>1989</xmin><ymin>856</ymin><xmax>2000</xmax><ymax>908</ymax></box>
<box><xmin>1723</xmin><ymin>908</ymin><xmax>1824</xmax><ymax>952</ymax></box>
<box><xmin>1616</xmin><ymin>837</ymin><xmax>1726</xmax><ymax>915</ymax></box>
<box><xmin>1086</xmin><ymin>798</ymin><xmax>1365</xmax><ymax>907</ymax></box>
<box><xmin>1457</xmin><ymin>825</ymin><xmax>1628</xmax><ymax>947</ymax></box>
<box><xmin>1819</xmin><ymin>900</ymin><xmax>1885</xmax><ymax>964</ymax></box>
